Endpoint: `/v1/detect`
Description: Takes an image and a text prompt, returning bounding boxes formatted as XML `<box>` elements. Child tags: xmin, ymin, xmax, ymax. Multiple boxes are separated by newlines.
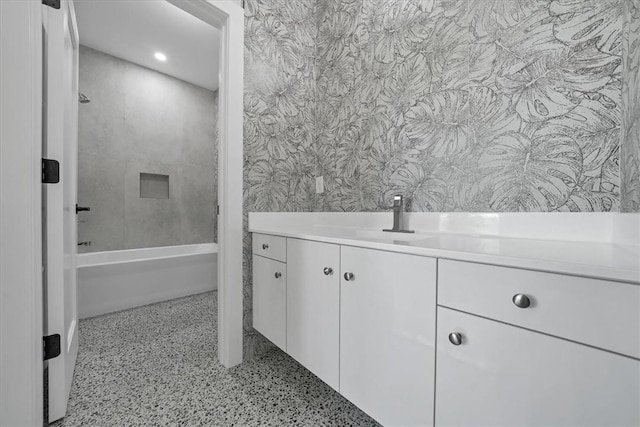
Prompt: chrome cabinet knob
<box><xmin>262</xmin><ymin>243</ymin><xmax>269</xmax><ymax>250</ymax></box>
<box><xmin>323</xmin><ymin>267</ymin><xmax>333</xmax><ymax>276</ymax></box>
<box><xmin>448</xmin><ymin>332</ymin><xmax>463</xmax><ymax>346</ymax></box>
<box><xmin>274</xmin><ymin>272</ymin><xmax>281</xmax><ymax>279</ymax></box>
<box><xmin>512</xmin><ymin>294</ymin><xmax>531</xmax><ymax>308</ymax></box>
<box><xmin>344</xmin><ymin>272</ymin><xmax>354</xmax><ymax>281</ymax></box>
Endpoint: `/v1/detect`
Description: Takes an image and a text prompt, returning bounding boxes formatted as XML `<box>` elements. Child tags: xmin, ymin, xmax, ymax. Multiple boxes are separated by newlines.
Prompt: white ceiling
<box><xmin>74</xmin><ymin>0</ymin><xmax>220</xmax><ymax>91</ymax></box>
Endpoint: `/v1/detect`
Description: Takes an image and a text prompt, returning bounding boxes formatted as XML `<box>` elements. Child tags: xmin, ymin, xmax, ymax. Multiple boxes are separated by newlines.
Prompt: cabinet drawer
<box><xmin>436</xmin><ymin>307</ymin><xmax>640</xmax><ymax>426</ymax></box>
<box><xmin>252</xmin><ymin>255</ymin><xmax>286</xmax><ymax>351</ymax></box>
<box><xmin>438</xmin><ymin>260</ymin><xmax>640</xmax><ymax>359</ymax></box>
<box><xmin>252</xmin><ymin>233</ymin><xmax>286</xmax><ymax>262</ymax></box>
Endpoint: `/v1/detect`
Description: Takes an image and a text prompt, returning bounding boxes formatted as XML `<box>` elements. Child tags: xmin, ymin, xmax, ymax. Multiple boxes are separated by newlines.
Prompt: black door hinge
<box><xmin>42</xmin><ymin>158</ymin><xmax>60</xmax><ymax>184</ymax></box>
<box><xmin>43</xmin><ymin>334</ymin><xmax>61</xmax><ymax>360</ymax></box>
<box><xmin>42</xmin><ymin>0</ymin><xmax>61</xmax><ymax>9</ymax></box>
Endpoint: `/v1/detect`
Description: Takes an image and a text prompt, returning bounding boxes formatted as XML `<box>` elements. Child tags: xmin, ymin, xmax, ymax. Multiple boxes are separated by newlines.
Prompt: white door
<box><xmin>435</xmin><ymin>307</ymin><xmax>640</xmax><ymax>426</ymax></box>
<box><xmin>252</xmin><ymin>255</ymin><xmax>287</xmax><ymax>351</ymax></box>
<box><xmin>286</xmin><ymin>238</ymin><xmax>340</xmax><ymax>390</ymax></box>
<box><xmin>340</xmin><ymin>247</ymin><xmax>437</xmax><ymax>427</ymax></box>
<box><xmin>43</xmin><ymin>0</ymin><xmax>80</xmax><ymax>422</ymax></box>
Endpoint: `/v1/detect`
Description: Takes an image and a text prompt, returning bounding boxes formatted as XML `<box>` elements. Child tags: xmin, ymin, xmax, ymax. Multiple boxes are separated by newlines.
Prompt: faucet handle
<box><xmin>392</xmin><ymin>195</ymin><xmax>403</xmax><ymax>207</ymax></box>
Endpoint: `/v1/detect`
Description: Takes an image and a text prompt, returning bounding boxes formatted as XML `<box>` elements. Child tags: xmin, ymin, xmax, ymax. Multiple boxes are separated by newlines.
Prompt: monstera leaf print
<box><xmin>496</xmin><ymin>43</ymin><xmax>618</xmax><ymax>122</ymax></box>
<box><xmin>379</xmin><ymin>53</ymin><xmax>432</xmax><ymax>125</ymax></box>
<box><xmin>423</xmin><ymin>19</ymin><xmax>475</xmax><ymax>91</ymax></box>
<box><xmin>367</xmin><ymin>1</ymin><xmax>432</xmax><ymax>64</ymax></box>
<box><xmin>468</xmin><ymin>87</ymin><xmax>522</xmax><ymax>146</ymax></box>
<box><xmin>359</xmin><ymin>104</ymin><xmax>391</xmax><ymax>151</ymax></box>
<box><xmin>385</xmin><ymin>162</ymin><xmax>448</xmax><ymax>212</ymax></box>
<box><xmin>247</xmin><ymin>15</ymin><xmax>302</xmax><ymax>75</ymax></box>
<box><xmin>248</xmin><ymin>160</ymin><xmax>290</xmax><ymax>211</ymax></box>
<box><xmin>404</xmin><ymin>87</ymin><xmax>520</xmax><ymax>158</ymax></box>
<box><xmin>560</xmin><ymin>189</ymin><xmax>615</xmax><ymax>212</ymax></box>
<box><xmin>443</xmin><ymin>0</ymin><xmax>542</xmax><ymax>39</ymax></box>
<box><xmin>274</xmin><ymin>0</ymin><xmax>317</xmax><ymax>49</ymax></box>
<box><xmin>404</xmin><ymin>90</ymin><xmax>470</xmax><ymax>158</ymax></box>
<box><xmin>318</xmin><ymin>10</ymin><xmax>358</xmax><ymax>62</ymax></box>
<box><xmin>318</xmin><ymin>53</ymin><xmax>357</xmax><ymax>97</ymax></box>
<box><xmin>561</xmin><ymin>152</ymin><xmax>619</xmax><ymax>212</ymax></box>
<box><xmin>479</xmin><ymin>132</ymin><xmax>583</xmax><ymax>211</ymax></box>
<box><xmin>339</xmin><ymin>169</ymin><xmax>383</xmax><ymax>212</ymax></box>
<box><xmin>336</xmin><ymin>123</ymin><xmax>365</xmax><ymax>177</ymax></box>
<box><xmin>487</xmin><ymin>9</ymin><xmax>567</xmax><ymax>77</ymax></box>
<box><xmin>600</xmin><ymin>149</ymin><xmax>620</xmax><ymax>195</ymax></box>
<box><xmin>251</xmin><ymin>69</ymin><xmax>309</xmax><ymax>118</ymax></box>
<box><xmin>538</xmin><ymin>99</ymin><xmax>620</xmax><ymax>177</ymax></box>
<box><xmin>291</xmin><ymin>175</ymin><xmax>319</xmax><ymax>211</ymax></box>
<box><xmin>550</xmin><ymin>0</ymin><xmax>624</xmax><ymax>54</ymax></box>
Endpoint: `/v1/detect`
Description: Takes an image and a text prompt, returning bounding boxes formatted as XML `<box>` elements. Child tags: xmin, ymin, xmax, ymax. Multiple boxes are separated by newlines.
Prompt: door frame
<box><xmin>0</xmin><ymin>1</ymin><xmax>44</xmax><ymax>425</ymax></box>
<box><xmin>165</xmin><ymin>0</ymin><xmax>244</xmax><ymax>369</ymax></box>
<box><xmin>0</xmin><ymin>0</ymin><xmax>243</xmax><ymax>423</ymax></box>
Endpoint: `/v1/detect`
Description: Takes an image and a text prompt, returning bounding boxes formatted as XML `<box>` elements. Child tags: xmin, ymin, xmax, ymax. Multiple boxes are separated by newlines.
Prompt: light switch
<box><xmin>315</xmin><ymin>176</ymin><xmax>324</xmax><ymax>194</ymax></box>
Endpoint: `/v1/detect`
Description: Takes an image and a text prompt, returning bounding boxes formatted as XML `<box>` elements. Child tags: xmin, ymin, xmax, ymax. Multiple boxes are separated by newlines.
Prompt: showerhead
<box><xmin>79</xmin><ymin>92</ymin><xmax>91</xmax><ymax>104</ymax></box>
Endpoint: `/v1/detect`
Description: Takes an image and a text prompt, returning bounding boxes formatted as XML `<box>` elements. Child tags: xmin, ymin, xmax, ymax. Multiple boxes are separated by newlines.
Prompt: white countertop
<box><xmin>249</xmin><ymin>214</ymin><xmax>640</xmax><ymax>284</ymax></box>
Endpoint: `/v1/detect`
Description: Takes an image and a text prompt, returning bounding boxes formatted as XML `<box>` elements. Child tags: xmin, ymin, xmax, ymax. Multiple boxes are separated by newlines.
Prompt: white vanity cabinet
<box><xmin>435</xmin><ymin>307</ymin><xmax>640</xmax><ymax>426</ymax></box>
<box><xmin>436</xmin><ymin>259</ymin><xmax>640</xmax><ymax>427</ymax></box>
<box><xmin>340</xmin><ymin>246</ymin><xmax>436</xmax><ymax>427</ymax></box>
<box><xmin>251</xmin><ymin>227</ymin><xmax>640</xmax><ymax>427</ymax></box>
<box><xmin>252</xmin><ymin>234</ymin><xmax>287</xmax><ymax>351</ymax></box>
<box><xmin>286</xmin><ymin>238</ymin><xmax>341</xmax><ymax>390</ymax></box>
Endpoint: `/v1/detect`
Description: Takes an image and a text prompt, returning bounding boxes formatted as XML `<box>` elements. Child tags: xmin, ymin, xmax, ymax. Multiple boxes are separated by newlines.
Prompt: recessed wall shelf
<box><xmin>140</xmin><ymin>173</ymin><xmax>169</xmax><ymax>199</ymax></box>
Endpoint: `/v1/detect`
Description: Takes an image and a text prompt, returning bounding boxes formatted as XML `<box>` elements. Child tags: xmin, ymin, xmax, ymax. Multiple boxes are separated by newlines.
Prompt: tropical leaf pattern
<box><xmin>243</xmin><ymin>0</ymin><xmax>638</xmax><ymax>359</ymax></box>
<box><xmin>622</xmin><ymin>0</ymin><xmax>640</xmax><ymax>212</ymax></box>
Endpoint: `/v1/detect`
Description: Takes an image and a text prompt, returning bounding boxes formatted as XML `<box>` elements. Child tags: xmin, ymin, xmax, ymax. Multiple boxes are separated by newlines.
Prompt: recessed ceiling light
<box><xmin>154</xmin><ymin>52</ymin><xmax>167</xmax><ymax>62</ymax></box>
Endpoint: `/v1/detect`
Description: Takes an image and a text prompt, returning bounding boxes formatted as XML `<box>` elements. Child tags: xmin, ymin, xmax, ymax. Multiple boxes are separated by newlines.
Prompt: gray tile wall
<box><xmin>242</xmin><ymin>0</ymin><xmax>640</xmax><ymax>359</ymax></box>
<box><xmin>78</xmin><ymin>46</ymin><xmax>218</xmax><ymax>252</ymax></box>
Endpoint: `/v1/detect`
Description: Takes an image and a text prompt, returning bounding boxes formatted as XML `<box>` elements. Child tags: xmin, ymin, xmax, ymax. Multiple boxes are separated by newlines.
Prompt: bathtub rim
<box><xmin>77</xmin><ymin>243</ymin><xmax>218</xmax><ymax>268</ymax></box>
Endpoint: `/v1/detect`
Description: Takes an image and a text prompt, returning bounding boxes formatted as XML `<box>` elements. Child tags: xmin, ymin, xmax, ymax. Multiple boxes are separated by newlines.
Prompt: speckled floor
<box><xmin>51</xmin><ymin>291</ymin><xmax>379</xmax><ymax>426</ymax></box>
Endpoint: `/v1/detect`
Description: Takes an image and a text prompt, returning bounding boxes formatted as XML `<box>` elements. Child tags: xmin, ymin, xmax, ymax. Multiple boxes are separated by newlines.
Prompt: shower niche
<box><xmin>140</xmin><ymin>173</ymin><xmax>170</xmax><ymax>199</ymax></box>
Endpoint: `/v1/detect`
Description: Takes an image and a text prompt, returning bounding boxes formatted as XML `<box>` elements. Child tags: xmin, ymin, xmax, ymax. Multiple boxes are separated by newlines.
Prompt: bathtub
<box><xmin>77</xmin><ymin>243</ymin><xmax>217</xmax><ymax>319</ymax></box>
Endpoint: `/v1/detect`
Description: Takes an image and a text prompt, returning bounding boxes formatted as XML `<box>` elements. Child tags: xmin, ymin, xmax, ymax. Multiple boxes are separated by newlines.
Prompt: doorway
<box><xmin>0</xmin><ymin>0</ymin><xmax>244</xmax><ymax>424</ymax></box>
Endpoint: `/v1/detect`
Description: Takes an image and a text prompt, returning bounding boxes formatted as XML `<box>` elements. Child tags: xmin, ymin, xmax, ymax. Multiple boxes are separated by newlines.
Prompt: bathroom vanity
<box><xmin>249</xmin><ymin>213</ymin><xmax>640</xmax><ymax>427</ymax></box>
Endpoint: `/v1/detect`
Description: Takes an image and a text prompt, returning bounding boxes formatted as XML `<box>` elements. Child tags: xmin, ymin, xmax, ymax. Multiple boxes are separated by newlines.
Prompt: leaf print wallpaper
<box><xmin>314</xmin><ymin>0</ymin><xmax>627</xmax><ymax>213</ymax></box>
<box><xmin>243</xmin><ymin>0</ymin><xmax>319</xmax><ymax>357</ymax></box>
<box><xmin>243</xmin><ymin>0</ymin><xmax>640</xmax><ymax>359</ymax></box>
<box><xmin>623</xmin><ymin>0</ymin><xmax>640</xmax><ymax>212</ymax></box>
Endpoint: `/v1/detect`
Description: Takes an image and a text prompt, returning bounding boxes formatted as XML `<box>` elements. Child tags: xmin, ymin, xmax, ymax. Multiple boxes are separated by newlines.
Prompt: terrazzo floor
<box><xmin>51</xmin><ymin>291</ymin><xmax>379</xmax><ymax>426</ymax></box>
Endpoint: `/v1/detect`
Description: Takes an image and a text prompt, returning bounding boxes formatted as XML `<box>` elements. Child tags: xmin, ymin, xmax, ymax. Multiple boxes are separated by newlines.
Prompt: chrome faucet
<box><xmin>383</xmin><ymin>195</ymin><xmax>414</xmax><ymax>233</ymax></box>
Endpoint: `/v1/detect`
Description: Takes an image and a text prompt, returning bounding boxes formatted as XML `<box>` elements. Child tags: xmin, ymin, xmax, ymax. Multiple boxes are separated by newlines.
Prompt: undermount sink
<box><xmin>354</xmin><ymin>229</ymin><xmax>433</xmax><ymax>242</ymax></box>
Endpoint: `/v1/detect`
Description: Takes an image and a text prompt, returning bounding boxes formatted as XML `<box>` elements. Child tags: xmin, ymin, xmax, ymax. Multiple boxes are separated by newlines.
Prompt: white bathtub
<box><xmin>77</xmin><ymin>243</ymin><xmax>217</xmax><ymax>319</ymax></box>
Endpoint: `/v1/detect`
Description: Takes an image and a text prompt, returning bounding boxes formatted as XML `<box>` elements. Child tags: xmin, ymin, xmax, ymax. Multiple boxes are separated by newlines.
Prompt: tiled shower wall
<box><xmin>78</xmin><ymin>46</ymin><xmax>218</xmax><ymax>252</ymax></box>
<box><xmin>243</xmin><ymin>0</ymin><xmax>640</xmax><ymax>358</ymax></box>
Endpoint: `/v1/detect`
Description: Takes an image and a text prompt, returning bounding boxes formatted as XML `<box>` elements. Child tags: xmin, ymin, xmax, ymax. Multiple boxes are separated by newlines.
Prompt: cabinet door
<box><xmin>341</xmin><ymin>246</ymin><xmax>437</xmax><ymax>427</ymax></box>
<box><xmin>252</xmin><ymin>255</ymin><xmax>286</xmax><ymax>351</ymax></box>
<box><xmin>436</xmin><ymin>307</ymin><xmax>640</xmax><ymax>426</ymax></box>
<box><xmin>286</xmin><ymin>238</ymin><xmax>340</xmax><ymax>390</ymax></box>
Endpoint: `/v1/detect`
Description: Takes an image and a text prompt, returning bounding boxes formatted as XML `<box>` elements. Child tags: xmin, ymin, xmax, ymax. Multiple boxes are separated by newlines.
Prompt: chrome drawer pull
<box><xmin>262</xmin><ymin>243</ymin><xmax>269</xmax><ymax>250</ymax></box>
<box><xmin>323</xmin><ymin>267</ymin><xmax>333</xmax><ymax>276</ymax></box>
<box><xmin>344</xmin><ymin>272</ymin><xmax>354</xmax><ymax>281</ymax></box>
<box><xmin>274</xmin><ymin>272</ymin><xmax>282</xmax><ymax>279</ymax></box>
<box><xmin>448</xmin><ymin>332</ymin><xmax>463</xmax><ymax>346</ymax></box>
<box><xmin>512</xmin><ymin>294</ymin><xmax>531</xmax><ymax>308</ymax></box>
